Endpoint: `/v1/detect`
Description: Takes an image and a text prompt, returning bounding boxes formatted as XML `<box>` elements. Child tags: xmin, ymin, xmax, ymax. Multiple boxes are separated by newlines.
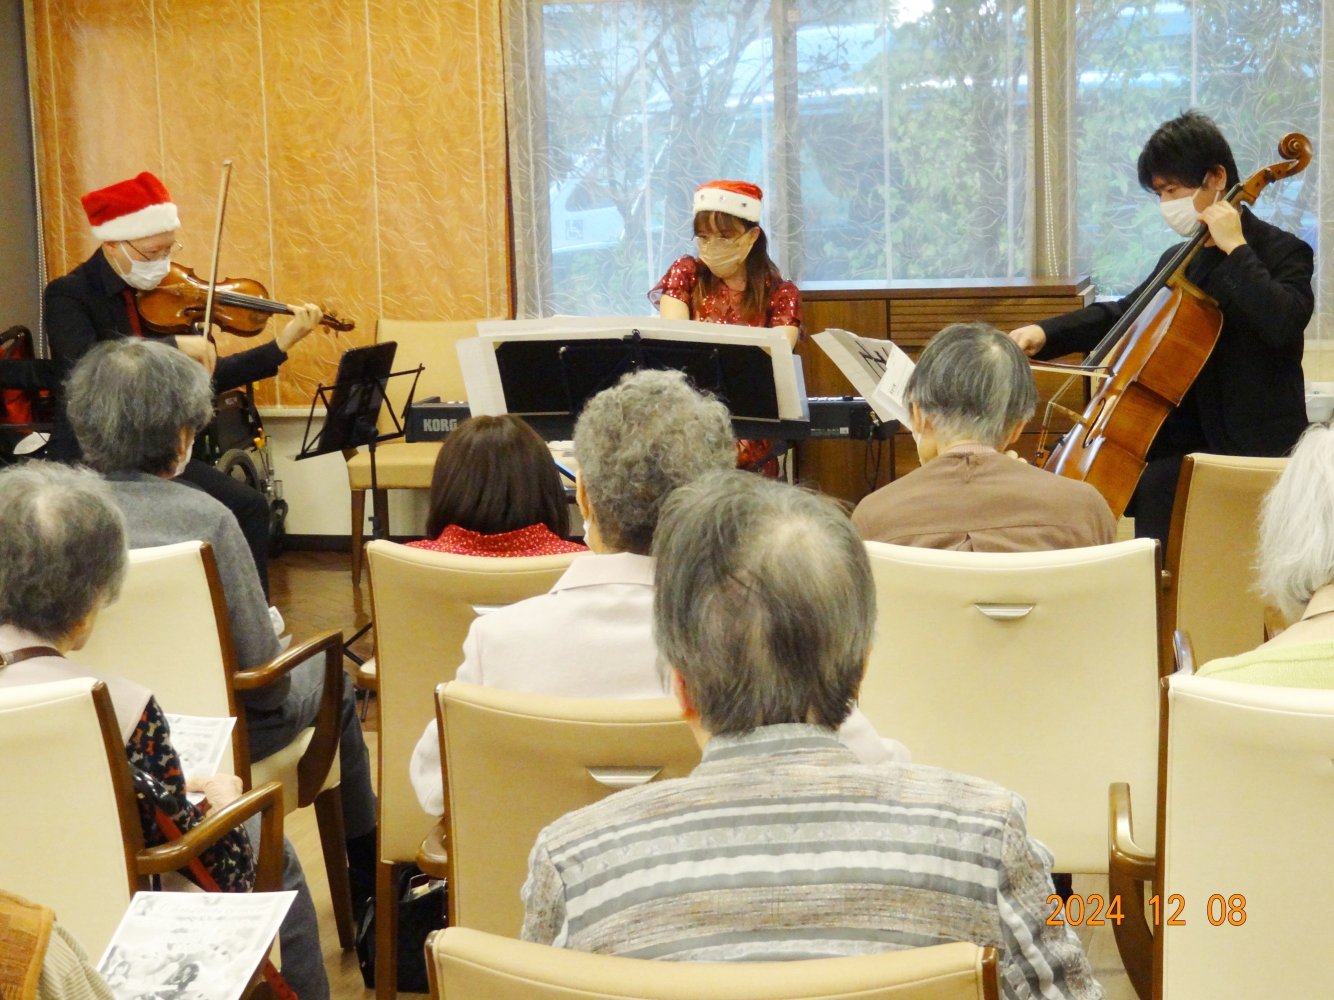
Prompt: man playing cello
<box><xmin>1009</xmin><ymin>111</ymin><xmax>1313</xmax><ymax>545</ymax></box>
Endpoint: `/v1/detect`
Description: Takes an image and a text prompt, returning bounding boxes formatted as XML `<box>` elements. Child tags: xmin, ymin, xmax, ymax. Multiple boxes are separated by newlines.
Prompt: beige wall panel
<box><xmin>35</xmin><ymin>0</ymin><xmax>161</xmax><ymax>279</ymax></box>
<box><xmin>32</xmin><ymin>0</ymin><xmax>508</xmax><ymax>406</ymax></box>
<box><xmin>258</xmin><ymin>0</ymin><xmax>379</xmax><ymax>406</ymax></box>
<box><xmin>151</xmin><ymin>0</ymin><xmax>283</xmax><ymax>403</ymax></box>
<box><xmin>368</xmin><ymin>0</ymin><xmax>509</xmax><ymax>321</ymax></box>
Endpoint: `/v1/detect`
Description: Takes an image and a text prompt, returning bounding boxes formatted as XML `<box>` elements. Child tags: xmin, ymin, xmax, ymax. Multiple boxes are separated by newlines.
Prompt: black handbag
<box><xmin>354</xmin><ymin>864</ymin><xmax>447</xmax><ymax>993</ymax></box>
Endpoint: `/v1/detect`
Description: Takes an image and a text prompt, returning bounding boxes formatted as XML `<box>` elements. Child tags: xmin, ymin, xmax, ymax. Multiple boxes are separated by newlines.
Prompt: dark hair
<box><xmin>692</xmin><ymin>210</ymin><xmax>783</xmax><ymax>325</ymax></box>
<box><xmin>423</xmin><ymin>415</ymin><xmax>570</xmax><ymax>539</ymax></box>
<box><xmin>1137</xmin><ymin>110</ymin><xmax>1239</xmax><ymax>192</ymax></box>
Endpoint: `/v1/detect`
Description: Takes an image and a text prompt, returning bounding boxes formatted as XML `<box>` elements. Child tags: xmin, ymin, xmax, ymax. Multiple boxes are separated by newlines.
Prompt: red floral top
<box><xmin>650</xmin><ymin>255</ymin><xmax>802</xmax><ymax>475</ymax></box>
<box><xmin>406</xmin><ymin>523</ymin><xmax>587</xmax><ymax>557</ymax></box>
<box><xmin>649</xmin><ymin>256</ymin><xmax>803</xmax><ymax>330</ymax></box>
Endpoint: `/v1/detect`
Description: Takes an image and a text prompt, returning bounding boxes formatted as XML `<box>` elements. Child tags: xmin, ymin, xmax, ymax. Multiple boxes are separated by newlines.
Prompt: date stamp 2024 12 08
<box><xmin>1046</xmin><ymin>893</ymin><xmax>1248</xmax><ymax>928</ymax></box>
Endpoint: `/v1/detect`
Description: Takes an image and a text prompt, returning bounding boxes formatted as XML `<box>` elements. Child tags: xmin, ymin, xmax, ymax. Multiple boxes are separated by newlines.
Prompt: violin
<box><xmin>1037</xmin><ymin>132</ymin><xmax>1312</xmax><ymax>518</ymax></box>
<box><xmin>136</xmin><ymin>261</ymin><xmax>354</xmax><ymax>337</ymax></box>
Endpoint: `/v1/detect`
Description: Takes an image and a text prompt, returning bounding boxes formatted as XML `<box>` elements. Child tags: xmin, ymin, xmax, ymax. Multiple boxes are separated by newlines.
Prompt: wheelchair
<box><xmin>192</xmin><ymin>386</ymin><xmax>290</xmax><ymax>555</ymax></box>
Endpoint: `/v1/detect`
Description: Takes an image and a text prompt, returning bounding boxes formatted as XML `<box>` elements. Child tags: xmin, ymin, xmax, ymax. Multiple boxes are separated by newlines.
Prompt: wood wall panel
<box><xmin>798</xmin><ymin>278</ymin><xmax>1094</xmax><ymax>503</ymax></box>
<box><xmin>30</xmin><ymin>0</ymin><xmax>509</xmax><ymax>407</ymax></box>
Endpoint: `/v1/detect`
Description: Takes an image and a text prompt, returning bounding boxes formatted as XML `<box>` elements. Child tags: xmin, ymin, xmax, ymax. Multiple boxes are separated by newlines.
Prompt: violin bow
<box><xmin>200</xmin><ymin>159</ymin><xmax>234</xmax><ymax>344</ymax></box>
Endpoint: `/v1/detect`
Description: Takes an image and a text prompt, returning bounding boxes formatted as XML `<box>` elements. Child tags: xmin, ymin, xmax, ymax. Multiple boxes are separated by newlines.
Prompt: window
<box><xmin>507</xmin><ymin>0</ymin><xmax>1326</xmax><ymax>333</ymax></box>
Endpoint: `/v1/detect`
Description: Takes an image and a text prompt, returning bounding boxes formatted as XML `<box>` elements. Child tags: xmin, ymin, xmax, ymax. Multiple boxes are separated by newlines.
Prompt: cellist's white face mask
<box><xmin>1159</xmin><ymin>178</ymin><xmax>1218</xmax><ymax>237</ymax></box>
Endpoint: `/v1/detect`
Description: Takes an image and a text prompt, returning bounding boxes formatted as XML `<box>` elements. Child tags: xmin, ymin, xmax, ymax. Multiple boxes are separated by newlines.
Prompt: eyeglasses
<box><xmin>122</xmin><ymin>239</ymin><xmax>181</xmax><ymax>262</ymax></box>
<box><xmin>696</xmin><ymin>235</ymin><xmax>746</xmax><ymax>251</ymax></box>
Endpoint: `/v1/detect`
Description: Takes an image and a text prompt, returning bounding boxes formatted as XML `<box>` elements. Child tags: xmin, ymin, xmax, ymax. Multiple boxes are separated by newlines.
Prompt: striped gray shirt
<box><xmin>522</xmin><ymin>724</ymin><xmax>1102</xmax><ymax>999</ymax></box>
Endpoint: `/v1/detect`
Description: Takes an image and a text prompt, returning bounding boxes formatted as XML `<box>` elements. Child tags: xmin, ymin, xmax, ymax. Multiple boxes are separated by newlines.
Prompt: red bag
<box><xmin>0</xmin><ymin>326</ymin><xmax>52</xmax><ymax>426</ymax></box>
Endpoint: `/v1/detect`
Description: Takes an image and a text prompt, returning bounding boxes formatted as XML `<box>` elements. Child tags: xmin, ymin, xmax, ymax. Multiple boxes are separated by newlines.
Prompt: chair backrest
<box><xmin>67</xmin><ymin>541</ymin><xmax>241</xmax><ymax>774</ymax></box>
<box><xmin>428</xmin><ymin>927</ymin><xmax>1000</xmax><ymax>1000</ymax></box>
<box><xmin>365</xmin><ymin>540</ymin><xmax>577</xmax><ymax>864</ymax></box>
<box><xmin>1164</xmin><ymin>453</ymin><xmax>1286</xmax><ymax>666</ymax></box>
<box><xmin>1156</xmin><ymin>674</ymin><xmax>1334</xmax><ymax>998</ymax></box>
<box><xmin>861</xmin><ymin>538</ymin><xmax>1161</xmax><ymax>873</ymax></box>
<box><xmin>0</xmin><ymin>679</ymin><xmax>139</xmax><ymax>955</ymax></box>
<box><xmin>374</xmin><ymin>319</ymin><xmax>480</xmax><ymax>434</ymax></box>
<box><xmin>439</xmin><ymin>683</ymin><xmax>700</xmax><ymax>937</ymax></box>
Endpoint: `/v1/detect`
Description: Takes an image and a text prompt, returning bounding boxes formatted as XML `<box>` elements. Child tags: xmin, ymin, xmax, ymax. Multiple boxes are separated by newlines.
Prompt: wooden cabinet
<box><xmin>795</xmin><ymin>277</ymin><xmax>1094</xmax><ymax>504</ymax></box>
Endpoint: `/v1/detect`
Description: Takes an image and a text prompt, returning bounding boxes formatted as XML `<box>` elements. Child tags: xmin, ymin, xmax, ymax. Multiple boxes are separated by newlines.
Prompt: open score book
<box><xmin>812</xmin><ymin>328</ymin><xmax>915</xmax><ymax>427</ymax></box>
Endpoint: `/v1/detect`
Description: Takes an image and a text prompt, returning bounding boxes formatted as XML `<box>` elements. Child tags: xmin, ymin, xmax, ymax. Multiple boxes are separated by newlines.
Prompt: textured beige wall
<box><xmin>30</xmin><ymin>0</ymin><xmax>509</xmax><ymax>406</ymax></box>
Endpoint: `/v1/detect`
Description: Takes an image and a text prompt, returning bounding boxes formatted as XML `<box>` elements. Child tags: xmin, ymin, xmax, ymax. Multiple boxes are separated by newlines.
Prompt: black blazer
<box><xmin>1037</xmin><ymin>208</ymin><xmax>1313</xmax><ymax>458</ymax></box>
<box><xmin>42</xmin><ymin>250</ymin><xmax>288</xmax><ymax>460</ymax></box>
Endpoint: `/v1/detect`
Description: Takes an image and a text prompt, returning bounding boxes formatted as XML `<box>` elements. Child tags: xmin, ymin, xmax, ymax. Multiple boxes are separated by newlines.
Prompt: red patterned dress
<box><xmin>406</xmin><ymin>523</ymin><xmax>587</xmax><ymax>557</ymax></box>
<box><xmin>650</xmin><ymin>255</ymin><xmax>803</xmax><ymax>472</ymax></box>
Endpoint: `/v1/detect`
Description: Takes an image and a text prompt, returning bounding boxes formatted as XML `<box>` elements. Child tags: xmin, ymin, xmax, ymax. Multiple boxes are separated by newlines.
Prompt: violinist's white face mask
<box><xmin>119</xmin><ymin>248</ymin><xmax>172</xmax><ymax>290</ymax></box>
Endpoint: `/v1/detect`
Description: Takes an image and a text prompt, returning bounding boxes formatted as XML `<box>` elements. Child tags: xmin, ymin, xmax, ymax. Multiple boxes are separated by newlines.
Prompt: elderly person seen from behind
<box><xmin>1198</xmin><ymin>420</ymin><xmax>1334</xmax><ymax>684</ymax></box>
<box><xmin>409</xmin><ymin>368</ymin><xmax>902</xmax><ymax>816</ymax></box>
<box><xmin>852</xmin><ymin>322</ymin><xmax>1115</xmax><ymax>551</ymax></box>
<box><xmin>521</xmin><ymin>471</ymin><xmax>1103</xmax><ymax>999</ymax></box>
<box><xmin>0</xmin><ymin>462</ymin><xmax>329</xmax><ymax>1000</ymax></box>
<box><xmin>64</xmin><ymin>337</ymin><xmax>377</xmax><ymax>912</ymax></box>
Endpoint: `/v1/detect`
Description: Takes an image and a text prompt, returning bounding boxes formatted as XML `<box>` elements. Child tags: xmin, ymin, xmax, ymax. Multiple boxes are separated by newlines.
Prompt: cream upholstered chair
<box><xmin>1161</xmin><ymin>452</ymin><xmax>1286</xmax><ymax>667</ymax></box>
<box><xmin>364</xmin><ymin>540</ymin><xmax>577</xmax><ymax>998</ymax></box>
<box><xmin>346</xmin><ymin>318</ymin><xmax>485</xmax><ymax>585</ymax></box>
<box><xmin>438</xmin><ymin>683</ymin><xmax>699</xmax><ymax>937</ymax></box>
<box><xmin>1109</xmin><ymin>671</ymin><xmax>1334</xmax><ymax>1000</ymax></box>
<box><xmin>0</xmin><ymin>678</ymin><xmax>284</xmax><ymax>957</ymax></box>
<box><xmin>861</xmin><ymin>538</ymin><xmax>1162</xmax><ymax>874</ymax></box>
<box><xmin>66</xmin><ymin>541</ymin><xmax>353</xmax><ymax>947</ymax></box>
<box><xmin>426</xmin><ymin>927</ymin><xmax>1001</xmax><ymax>1000</ymax></box>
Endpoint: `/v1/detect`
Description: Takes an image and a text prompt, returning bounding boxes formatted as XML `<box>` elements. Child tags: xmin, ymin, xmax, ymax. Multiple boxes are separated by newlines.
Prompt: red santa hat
<box><xmin>693</xmin><ymin>180</ymin><xmax>763</xmax><ymax>223</ymax></box>
<box><xmin>81</xmin><ymin>171</ymin><xmax>180</xmax><ymax>242</ymax></box>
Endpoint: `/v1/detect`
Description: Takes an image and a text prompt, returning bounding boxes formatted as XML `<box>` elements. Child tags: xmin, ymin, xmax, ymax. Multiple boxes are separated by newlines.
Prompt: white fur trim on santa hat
<box><xmin>89</xmin><ymin>201</ymin><xmax>181</xmax><ymax>243</ymax></box>
<box><xmin>693</xmin><ymin>186</ymin><xmax>762</xmax><ymax>222</ymax></box>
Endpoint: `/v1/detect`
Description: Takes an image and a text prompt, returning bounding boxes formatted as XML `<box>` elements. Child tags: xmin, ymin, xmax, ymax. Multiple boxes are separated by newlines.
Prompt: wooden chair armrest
<box><xmin>1172</xmin><ymin>629</ymin><xmax>1196</xmax><ymax>675</ymax></box>
<box><xmin>136</xmin><ymin>780</ymin><xmax>285</xmax><ymax>892</ymax></box>
<box><xmin>1108</xmin><ymin>782</ymin><xmax>1154</xmax><ymax>1000</ymax></box>
<box><xmin>236</xmin><ymin>630</ymin><xmax>345</xmax><ymax>805</ymax></box>
<box><xmin>416</xmin><ymin>820</ymin><xmax>449</xmax><ymax>879</ymax></box>
<box><xmin>232</xmin><ymin>629</ymin><xmax>344</xmax><ymax>691</ymax></box>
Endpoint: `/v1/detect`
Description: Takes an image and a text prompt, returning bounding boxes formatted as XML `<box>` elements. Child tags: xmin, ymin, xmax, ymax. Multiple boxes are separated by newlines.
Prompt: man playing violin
<box><xmin>1008</xmin><ymin>111</ymin><xmax>1313</xmax><ymax>545</ymax></box>
<box><xmin>43</xmin><ymin>171</ymin><xmax>321</xmax><ymax>594</ymax></box>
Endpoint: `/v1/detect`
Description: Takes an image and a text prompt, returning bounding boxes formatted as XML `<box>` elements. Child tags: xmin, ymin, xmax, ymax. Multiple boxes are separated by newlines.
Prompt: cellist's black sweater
<box><xmin>1037</xmin><ymin>207</ymin><xmax>1313</xmax><ymax>459</ymax></box>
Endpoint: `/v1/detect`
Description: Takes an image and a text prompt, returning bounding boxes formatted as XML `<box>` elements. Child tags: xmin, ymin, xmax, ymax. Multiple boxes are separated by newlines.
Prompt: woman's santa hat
<box><xmin>693</xmin><ymin>180</ymin><xmax>763</xmax><ymax>223</ymax></box>
<box><xmin>81</xmin><ymin>172</ymin><xmax>180</xmax><ymax>242</ymax></box>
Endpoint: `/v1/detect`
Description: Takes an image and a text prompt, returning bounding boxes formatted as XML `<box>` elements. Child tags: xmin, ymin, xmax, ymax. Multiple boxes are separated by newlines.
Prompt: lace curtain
<box><xmin>505</xmin><ymin>0</ymin><xmax>1329</xmax><ymax>345</ymax></box>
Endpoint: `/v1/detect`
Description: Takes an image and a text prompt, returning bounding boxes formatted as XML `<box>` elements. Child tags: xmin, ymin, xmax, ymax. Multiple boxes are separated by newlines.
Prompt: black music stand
<box><xmin>298</xmin><ymin>342</ymin><xmax>422</xmax><ymax>665</ymax></box>
<box><xmin>481</xmin><ymin>327</ymin><xmax>798</xmax><ymax>441</ymax></box>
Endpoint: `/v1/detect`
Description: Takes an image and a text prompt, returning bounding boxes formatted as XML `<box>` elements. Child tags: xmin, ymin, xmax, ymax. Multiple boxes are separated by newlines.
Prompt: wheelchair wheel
<box><xmin>218</xmin><ymin>448</ymin><xmax>261</xmax><ymax>490</ymax></box>
<box><xmin>269</xmin><ymin>497</ymin><xmax>289</xmax><ymax>556</ymax></box>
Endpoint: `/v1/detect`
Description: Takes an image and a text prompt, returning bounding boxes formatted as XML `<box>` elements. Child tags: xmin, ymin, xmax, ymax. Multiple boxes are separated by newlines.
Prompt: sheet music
<box><xmin>164</xmin><ymin>714</ymin><xmax>235</xmax><ymax>805</ymax></box>
<box><xmin>98</xmin><ymin>891</ymin><xmax>295</xmax><ymax>1000</ymax></box>
<box><xmin>812</xmin><ymin>329</ymin><xmax>914</xmax><ymax>426</ymax></box>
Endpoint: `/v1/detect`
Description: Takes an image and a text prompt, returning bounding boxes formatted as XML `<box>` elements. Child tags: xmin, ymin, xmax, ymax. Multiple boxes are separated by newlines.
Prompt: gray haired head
<box><xmin>1257</xmin><ymin>422</ymin><xmax>1334</xmax><ymax>621</ymax></box>
<box><xmin>0</xmin><ymin>463</ymin><xmax>127</xmax><ymax>641</ymax></box>
<box><xmin>66</xmin><ymin>338</ymin><xmax>213</xmax><ymax>475</ymax></box>
<box><xmin>574</xmin><ymin>369</ymin><xmax>735</xmax><ymax>554</ymax></box>
<box><xmin>653</xmin><ymin>470</ymin><xmax>874</xmax><ymax>735</ymax></box>
<box><xmin>905</xmin><ymin>322</ymin><xmax>1037</xmax><ymax>449</ymax></box>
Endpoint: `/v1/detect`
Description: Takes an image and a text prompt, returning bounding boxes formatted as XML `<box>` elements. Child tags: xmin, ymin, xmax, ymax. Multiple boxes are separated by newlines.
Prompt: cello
<box><xmin>1037</xmin><ymin>132</ymin><xmax>1311</xmax><ymax>518</ymax></box>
